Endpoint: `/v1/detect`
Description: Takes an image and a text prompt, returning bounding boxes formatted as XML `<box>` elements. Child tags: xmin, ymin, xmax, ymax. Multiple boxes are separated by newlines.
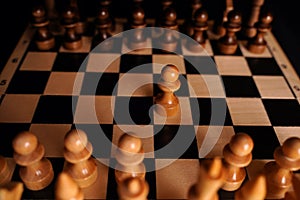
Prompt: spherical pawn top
<box><xmin>12</xmin><ymin>131</ymin><xmax>54</xmax><ymax>191</ymax></box>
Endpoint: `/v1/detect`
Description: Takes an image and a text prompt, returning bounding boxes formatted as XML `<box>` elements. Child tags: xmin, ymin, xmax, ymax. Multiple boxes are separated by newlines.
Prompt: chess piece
<box><xmin>221</xmin><ymin>132</ymin><xmax>254</xmax><ymax>191</ymax></box>
<box><xmin>188</xmin><ymin>157</ymin><xmax>226</xmax><ymax>200</ymax></box>
<box><xmin>247</xmin><ymin>11</ymin><xmax>273</xmax><ymax>54</ymax></box>
<box><xmin>61</xmin><ymin>6</ymin><xmax>82</xmax><ymax>50</ymax></box>
<box><xmin>63</xmin><ymin>129</ymin><xmax>98</xmax><ymax>188</ymax></box>
<box><xmin>264</xmin><ymin>137</ymin><xmax>300</xmax><ymax>199</ymax></box>
<box><xmin>127</xmin><ymin>5</ymin><xmax>147</xmax><ymax>50</ymax></box>
<box><xmin>182</xmin><ymin>0</ymin><xmax>202</xmax><ymax>37</ymax></box>
<box><xmin>158</xmin><ymin>7</ymin><xmax>178</xmax><ymax>52</ymax></box>
<box><xmin>117</xmin><ymin>177</ymin><xmax>149</xmax><ymax>200</ymax></box>
<box><xmin>0</xmin><ymin>182</ymin><xmax>24</xmax><ymax>200</ymax></box>
<box><xmin>213</xmin><ymin>0</ymin><xmax>234</xmax><ymax>37</ymax></box>
<box><xmin>218</xmin><ymin>10</ymin><xmax>242</xmax><ymax>55</ymax></box>
<box><xmin>93</xmin><ymin>7</ymin><xmax>113</xmax><ymax>49</ymax></box>
<box><xmin>99</xmin><ymin>0</ymin><xmax>115</xmax><ymax>32</ymax></box>
<box><xmin>115</xmin><ymin>133</ymin><xmax>146</xmax><ymax>185</ymax></box>
<box><xmin>12</xmin><ymin>131</ymin><xmax>54</xmax><ymax>190</ymax></box>
<box><xmin>284</xmin><ymin>174</ymin><xmax>300</xmax><ymax>200</ymax></box>
<box><xmin>69</xmin><ymin>0</ymin><xmax>86</xmax><ymax>35</ymax></box>
<box><xmin>155</xmin><ymin>64</ymin><xmax>181</xmax><ymax>117</ymax></box>
<box><xmin>54</xmin><ymin>172</ymin><xmax>84</xmax><ymax>200</ymax></box>
<box><xmin>235</xmin><ymin>173</ymin><xmax>267</xmax><ymax>200</ymax></box>
<box><xmin>0</xmin><ymin>156</ymin><xmax>11</xmax><ymax>186</ymax></box>
<box><xmin>243</xmin><ymin>0</ymin><xmax>265</xmax><ymax>38</ymax></box>
<box><xmin>187</xmin><ymin>7</ymin><xmax>208</xmax><ymax>52</ymax></box>
<box><xmin>31</xmin><ymin>5</ymin><xmax>55</xmax><ymax>51</ymax></box>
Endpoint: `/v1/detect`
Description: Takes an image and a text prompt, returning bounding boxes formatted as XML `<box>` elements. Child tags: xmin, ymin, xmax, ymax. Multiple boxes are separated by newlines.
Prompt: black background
<box><xmin>0</xmin><ymin>0</ymin><xmax>299</xmax><ymax>75</ymax></box>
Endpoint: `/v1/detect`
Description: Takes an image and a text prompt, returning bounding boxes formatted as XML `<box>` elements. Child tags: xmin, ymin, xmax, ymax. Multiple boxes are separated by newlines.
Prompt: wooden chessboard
<box><xmin>0</xmin><ymin>13</ymin><xmax>300</xmax><ymax>199</ymax></box>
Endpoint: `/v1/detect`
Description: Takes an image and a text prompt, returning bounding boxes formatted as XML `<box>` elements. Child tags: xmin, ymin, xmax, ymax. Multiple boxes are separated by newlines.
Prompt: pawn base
<box><xmin>218</xmin><ymin>42</ymin><xmax>238</xmax><ymax>55</ymax></box>
<box><xmin>36</xmin><ymin>37</ymin><xmax>55</xmax><ymax>51</ymax></box>
<box><xmin>247</xmin><ymin>43</ymin><xmax>266</xmax><ymax>54</ymax></box>
<box><xmin>63</xmin><ymin>39</ymin><xmax>82</xmax><ymax>50</ymax></box>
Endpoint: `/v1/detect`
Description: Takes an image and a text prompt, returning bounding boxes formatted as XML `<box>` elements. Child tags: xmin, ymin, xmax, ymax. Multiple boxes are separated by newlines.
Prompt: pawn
<box><xmin>0</xmin><ymin>182</ymin><xmax>24</xmax><ymax>200</ymax></box>
<box><xmin>54</xmin><ymin>172</ymin><xmax>84</xmax><ymax>200</ymax></box>
<box><xmin>93</xmin><ymin>7</ymin><xmax>113</xmax><ymax>49</ymax></box>
<box><xmin>115</xmin><ymin>133</ymin><xmax>146</xmax><ymax>185</ymax></box>
<box><xmin>63</xmin><ymin>129</ymin><xmax>98</xmax><ymax>188</ymax></box>
<box><xmin>187</xmin><ymin>7</ymin><xmax>208</xmax><ymax>52</ymax></box>
<box><xmin>221</xmin><ymin>132</ymin><xmax>254</xmax><ymax>191</ymax></box>
<box><xmin>155</xmin><ymin>64</ymin><xmax>181</xmax><ymax>117</ymax></box>
<box><xmin>264</xmin><ymin>137</ymin><xmax>300</xmax><ymax>199</ymax></box>
<box><xmin>284</xmin><ymin>174</ymin><xmax>300</xmax><ymax>200</ymax></box>
<box><xmin>61</xmin><ymin>6</ymin><xmax>82</xmax><ymax>50</ymax></box>
<box><xmin>158</xmin><ymin>7</ymin><xmax>178</xmax><ymax>52</ymax></box>
<box><xmin>218</xmin><ymin>10</ymin><xmax>242</xmax><ymax>55</ymax></box>
<box><xmin>247</xmin><ymin>11</ymin><xmax>273</xmax><ymax>54</ymax></box>
<box><xmin>117</xmin><ymin>177</ymin><xmax>149</xmax><ymax>200</ymax></box>
<box><xmin>182</xmin><ymin>0</ymin><xmax>202</xmax><ymax>37</ymax></box>
<box><xmin>235</xmin><ymin>173</ymin><xmax>267</xmax><ymax>200</ymax></box>
<box><xmin>127</xmin><ymin>6</ymin><xmax>147</xmax><ymax>50</ymax></box>
<box><xmin>188</xmin><ymin>157</ymin><xmax>226</xmax><ymax>200</ymax></box>
<box><xmin>12</xmin><ymin>131</ymin><xmax>54</xmax><ymax>190</ymax></box>
<box><xmin>31</xmin><ymin>5</ymin><xmax>55</xmax><ymax>50</ymax></box>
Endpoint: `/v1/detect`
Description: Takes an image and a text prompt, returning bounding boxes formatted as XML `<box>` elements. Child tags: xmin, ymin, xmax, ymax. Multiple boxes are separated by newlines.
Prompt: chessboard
<box><xmin>0</xmin><ymin>0</ymin><xmax>300</xmax><ymax>199</ymax></box>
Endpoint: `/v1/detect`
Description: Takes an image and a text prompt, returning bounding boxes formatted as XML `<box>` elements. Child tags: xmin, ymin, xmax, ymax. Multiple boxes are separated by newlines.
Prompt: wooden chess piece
<box><xmin>93</xmin><ymin>6</ymin><xmax>113</xmax><ymax>49</ymax></box>
<box><xmin>155</xmin><ymin>64</ymin><xmax>181</xmax><ymax>117</ymax></box>
<box><xmin>61</xmin><ymin>6</ymin><xmax>82</xmax><ymax>50</ymax></box>
<box><xmin>218</xmin><ymin>9</ymin><xmax>242</xmax><ymax>55</ymax></box>
<box><xmin>31</xmin><ymin>5</ymin><xmax>55</xmax><ymax>51</ymax></box>
<box><xmin>127</xmin><ymin>5</ymin><xmax>147</xmax><ymax>50</ymax></box>
<box><xmin>235</xmin><ymin>173</ymin><xmax>267</xmax><ymax>200</ymax></box>
<box><xmin>187</xmin><ymin>7</ymin><xmax>208</xmax><ymax>52</ymax></box>
<box><xmin>0</xmin><ymin>156</ymin><xmax>11</xmax><ymax>186</ymax></box>
<box><xmin>221</xmin><ymin>132</ymin><xmax>254</xmax><ymax>191</ymax></box>
<box><xmin>243</xmin><ymin>0</ymin><xmax>265</xmax><ymax>38</ymax></box>
<box><xmin>12</xmin><ymin>131</ymin><xmax>54</xmax><ymax>190</ymax></box>
<box><xmin>188</xmin><ymin>157</ymin><xmax>226</xmax><ymax>200</ymax></box>
<box><xmin>63</xmin><ymin>129</ymin><xmax>98</xmax><ymax>188</ymax></box>
<box><xmin>115</xmin><ymin>133</ymin><xmax>146</xmax><ymax>185</ymax></box>
<box><xmin>284</xmin><ymin>174</ymin><xmax>300</xmax><ymax>200</ymax></box>
<box><xmin>158</xmin><ymin>7</ymin><xmax>178</xmax><ymax>52</ymax></box>
<box><xmin>247</xmin><ymin>11</ymin><xmax>273</xmax><ymax>54</ymax></box>
<box><xmin>117</xmin><ymin>177</ymin><xmax>149</xmax><ymax>200</ymax></box>
<box><xmin>0</xmin><ymin>182</ymin><xmax>24</xmax><ymax>200</ymax></box>
<box><xmin>182</xmin><ymin>0</ymin><xmax>202</xmax><ymax>37</ymax></box>
<box><xmin>99</xmin><ymin>0</ymin><xmax>115</xmax><ymax>32</ymax></box>
<box><xmin>69</xmin><ymin>0</ymin><xmax>86</xmax><ymax>35</ymax></box>
<box><xmin>213</xmin><ymin>0</ymin><xmax>234</xmax><ymax>37</ymax></box>
<box><xmin>54</xmin><ymin>172</ymin><xmax>84</xmax><ymax>200</ymax></box>
<box><xmin>264</xmin><ymin>137</ymin><xmax>300</xmax><ymax>199</ymax></box>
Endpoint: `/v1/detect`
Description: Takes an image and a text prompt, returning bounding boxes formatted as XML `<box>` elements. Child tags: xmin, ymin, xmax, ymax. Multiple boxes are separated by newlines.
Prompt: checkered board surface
<box><xmin>0</xmin><ymin>18</ymin><xmax>300</xmax><ymax>199</ymax></box>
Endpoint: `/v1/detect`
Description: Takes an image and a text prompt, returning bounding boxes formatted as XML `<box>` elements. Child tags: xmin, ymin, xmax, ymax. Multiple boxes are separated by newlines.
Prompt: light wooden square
<box><xmin>44</xmin><ymin>72</ymin><xmax>84</xmax><ymax>95</ymax></box>
<box><xmin>253</xmin><ymin>76</ymin><xmax>294</xmax><ymax>99</ymax></box>
<box><xmin>153</xmin><ymin>54</ymin><xmax>186</xmax><ymax>74</ymax></box>
<box><xmin>20</xmin><ymin>52</ymin><xmax>57</xmax><ymax>71</ymax></box>
<box><xmin>117</xmin><ymin>73</ymin><xmax>153</xmax><ymax>96</ymax></box>
<box><xmin>187</xmin><ymin>74</ymin><xmax>226</xmax><ymax>98</ymax></box>
<box><xmin>181</xmin><ymin>39</ymin><xmax>213</xmax><ymax>56</ymax></box>
<box><xmin>195</xmin><ymin>126</ymin><xmax>235</xmax><ymax>158</ymax></box>
<box><xmin>239</xmin><ymin>40</ymin><xmax>272</xmax><ymax>58</ymax></box>
<box><xmin>74</xmin><ymin>95</ymin><xmax>115</xmax><ymax>124</ymax></box>
<box><xmin>121</xmin><ymin>38</ymin><xmax>152</xmax><ymax>55</ymax></box>
<box><xmin>29</xmin><ymin>124</ymin><xmax>71</xmax><ymax>157</ymax></box>
<box><xmin>226</xmin><ymin>98</ymin><xmax>271</xmax><ymax>126</ymax></box>
<box><xmin>0</xmin><ymin>94</ymin><xmax>40</xmax><ymax>123</ymax></box>
<box><xmin>86</xmin><ymin>53</ymin><xmax>120</xmax><ymax>72</ymax></box>
<box><xmin>155</xmin><ymin>159</ymin><xmax>200</xmax><ymax>199</ymax></box>
<box><xmin>273</xmin><ymin>127</ymin><xmax>300</xmax><ymax>145</ymax></box>
<box><xmin>111</xmin><ymin>125</ymin><xmax>154</xmax><ymax>158</ymax></box>
<box><xmin>214</xmin><ymin>56</ymin><xmax>252</xmax><ymax>76</ymax></box>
